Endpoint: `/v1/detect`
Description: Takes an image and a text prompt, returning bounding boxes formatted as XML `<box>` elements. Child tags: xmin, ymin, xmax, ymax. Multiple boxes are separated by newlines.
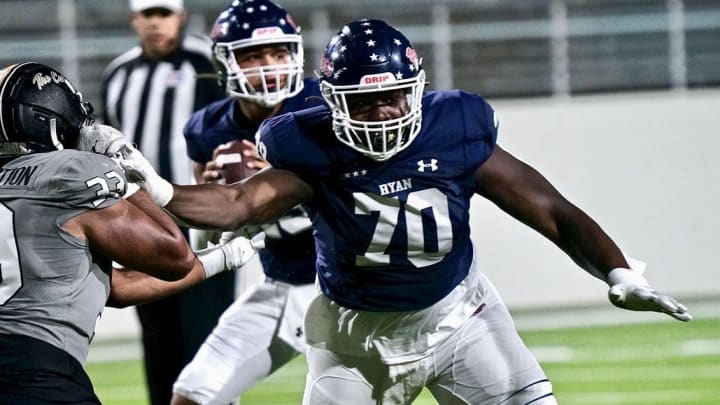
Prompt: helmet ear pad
<box><xmin>0</xmin><ymin>62</ymin><xmax>94</xmax><ymax>156</ymax></box>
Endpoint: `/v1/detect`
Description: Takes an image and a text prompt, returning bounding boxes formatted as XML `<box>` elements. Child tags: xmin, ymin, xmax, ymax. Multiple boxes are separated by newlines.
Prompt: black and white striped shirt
<box><xmin>100</xmin><ymin>33</ymin><xmax>224</xmax><ymax>184</ymax></box>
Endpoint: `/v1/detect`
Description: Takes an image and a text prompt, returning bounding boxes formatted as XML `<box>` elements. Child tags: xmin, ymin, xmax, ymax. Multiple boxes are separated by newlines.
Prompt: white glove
<box><xmin>77</xmin><ymin>124</ymin><xmax>162</xmax><ymax>202</ymax></box>
<box><xmin>122</xmin><ymin>182</ymin><xmax>141</xmax><ymax>199</ymax></box>
<box><xmin>77</xmin><ymin>124</ymin><xmax>173</xmax><ymax>206</ymax></box>
<box><xmin>606</xmin><ymin>268</ymin><xmax>692</xmax><ymax>322</ymax></box>
<box><xmin>77</xmin><ymin>124</ymin><xmax>133</xmax><ymax>158</ymax></box>
<box><xmin>196</xmin><ymin>232</ymin><xmax>266</xmax><ymax>279</ymax></box>
<box><xmin>119</xmin><ymin>146</ymin><xmax>174</xmax><ymax>207</ymax></box>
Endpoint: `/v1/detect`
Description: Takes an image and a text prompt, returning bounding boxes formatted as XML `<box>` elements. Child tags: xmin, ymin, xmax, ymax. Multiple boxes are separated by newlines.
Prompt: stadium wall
<box><xmin>96</xmin><ymin>89</ymin><xmax>720</xmax><ymax>340</ymax></box>
<box><xmin>473</xmin><ymin>88</ymin><xmax>719</xmax><ymax>307</ymax></box>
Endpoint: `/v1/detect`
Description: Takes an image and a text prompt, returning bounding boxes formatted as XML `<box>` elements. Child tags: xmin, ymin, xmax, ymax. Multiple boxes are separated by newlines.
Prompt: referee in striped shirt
<box><xmin>100</xmin><ymin>1</ymin><xmax>226</xmax><ymax>405</ymax></box>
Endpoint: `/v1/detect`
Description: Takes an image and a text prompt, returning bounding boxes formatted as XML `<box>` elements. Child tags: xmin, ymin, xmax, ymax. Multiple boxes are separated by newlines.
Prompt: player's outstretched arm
<box><xmin>475</xmin><ymin>146</ymin><xmax>627</xmax><ymax>279</ymax></box>
<box><xmin>106</xmin><ymin>232</ymin><xmax>265</xmax><ymax>307</ymax></box>
<box><xmin>475</xmin><ymin>145</ymin><xmax>691</xmax><ymax>321</ymax></box>
<box><xmin>78</xmin><ymin>123</ymin><xmax>312</xmax><ymax>229</ymax></box>
<box><xmin>165</xmin><ymin>167</ymin><xmax>313</xmax><ymax>231</ymax></box>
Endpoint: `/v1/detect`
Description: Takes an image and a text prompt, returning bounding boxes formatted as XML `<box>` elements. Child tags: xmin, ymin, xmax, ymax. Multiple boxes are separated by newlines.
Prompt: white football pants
<box><xmin>173</xmin><ymin>280</ymin><xmax>316</xmax><ymax>405</ymax></box>
<box><xmin>302</xmin><ymin>286</ymin><xmax>557</xmax><ymax>405</ymax></box>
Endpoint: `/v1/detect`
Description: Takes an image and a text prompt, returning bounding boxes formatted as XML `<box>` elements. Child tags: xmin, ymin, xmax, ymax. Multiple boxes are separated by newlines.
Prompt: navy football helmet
<box><xmin>0</xmin><ymin>62</ymin><xmax>94</xmax><ymax>158</ymax></box>
<box><xmin>210</xmin><ymin>0</ymin><xmax>304</xmax><ymax>107</ymax></box>
<box><xmin>319</xmin><ymin>19</ymin><xmax>425</xmax><ymax>161</ymax></box>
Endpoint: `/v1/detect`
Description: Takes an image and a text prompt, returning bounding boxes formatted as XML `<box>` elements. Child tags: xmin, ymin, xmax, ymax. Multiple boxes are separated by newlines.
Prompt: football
<box><xmin>212</xmin><ymin>140</ymin><xmax>259</xmax><ymax>184</ymax></box>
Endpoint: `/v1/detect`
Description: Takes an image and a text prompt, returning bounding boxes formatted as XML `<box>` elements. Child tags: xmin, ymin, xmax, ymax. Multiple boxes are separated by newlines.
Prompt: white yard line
<box><xmin>511</xmin><ymin>295</ymin><xmax>720</xmax><ymax>331</ymax></box>
<box><xmin>678</xmin><ymin>339</ymin><xmax>720</xmax><ymax>356</ymax></box>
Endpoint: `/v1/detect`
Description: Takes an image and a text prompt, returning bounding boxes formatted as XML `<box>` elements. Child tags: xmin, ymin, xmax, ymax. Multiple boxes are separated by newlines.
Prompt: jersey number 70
<box><xmin>354</xmin><ymin>188</ymin><xmax>453</xmax><ymax>268</ymax></box>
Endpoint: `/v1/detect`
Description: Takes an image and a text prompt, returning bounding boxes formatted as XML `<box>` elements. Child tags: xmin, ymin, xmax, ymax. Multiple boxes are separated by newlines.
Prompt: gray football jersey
<box><xmin>0</xmin><ymin>149</ymin><xmax>126</xmax><ymax>364</ymax></box>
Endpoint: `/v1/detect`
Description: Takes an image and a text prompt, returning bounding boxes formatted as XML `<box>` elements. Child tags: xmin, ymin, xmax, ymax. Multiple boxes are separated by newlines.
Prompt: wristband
<box><xmin>606</xmin><ymin>267</ymin><xmax>649</xmax><ymax>287</ymax></box>
<box><xmin>195</xmin><ymin>244</ymin><xmax>227</xmax><ymax>279</ymax></box>
<box><xmin>150</xmin><ymin>177</ymin><xmax>174</xmax><ymax>207</ymax></box>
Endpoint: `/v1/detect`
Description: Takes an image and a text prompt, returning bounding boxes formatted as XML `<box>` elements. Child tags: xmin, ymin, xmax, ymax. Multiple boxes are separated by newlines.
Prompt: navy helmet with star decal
<box><xmin>210</xmin><ymin>0</ymin><xmax>304</xmax><ymax>107</ymax></box>
<box><xmin>319</xmin><ymin>19</ymin><xmax>426</xmax><ymax>161</ymax></box>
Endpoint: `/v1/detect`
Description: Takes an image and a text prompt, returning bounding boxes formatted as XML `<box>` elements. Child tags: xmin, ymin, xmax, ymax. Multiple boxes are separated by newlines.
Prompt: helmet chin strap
<box><xmin>49</xmin><ymin>118</ymin><xmax>65</xmax><ymax>150</ymax></box>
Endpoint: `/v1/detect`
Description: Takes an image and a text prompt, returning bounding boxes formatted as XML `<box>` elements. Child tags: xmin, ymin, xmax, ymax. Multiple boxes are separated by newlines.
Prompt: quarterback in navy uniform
<box><xmin>113</xmin><ymin>20</ymin><xmax>691</xmax><ymax>405</ymax></box>
<box><xmin>0</xmin><ymin>63</ymin><xmax>258</xmax><ymax>404</ymax></box>
<box><xmin>171</xmin><ymin>2</ymin><xmax>322</xmax><ymax>404</ymax></box>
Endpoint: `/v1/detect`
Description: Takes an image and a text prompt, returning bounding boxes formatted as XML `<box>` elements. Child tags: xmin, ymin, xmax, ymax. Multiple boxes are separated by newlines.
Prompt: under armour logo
<box><xmin>417</xmin><ymin>159</ymin><xmax>438</xmax><ymax>172</ymax></box>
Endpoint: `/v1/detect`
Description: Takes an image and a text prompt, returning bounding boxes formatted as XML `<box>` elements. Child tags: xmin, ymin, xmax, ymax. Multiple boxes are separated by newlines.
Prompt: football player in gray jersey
<box><xmin>0</xmin><ymin>62</ymin><xmax>261</xmax><ymax>404</ymax></box>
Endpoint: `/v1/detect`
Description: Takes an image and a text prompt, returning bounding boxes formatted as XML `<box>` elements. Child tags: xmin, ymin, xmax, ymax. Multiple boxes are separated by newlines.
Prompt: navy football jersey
<box><xmin>184</xmin><ymin>77</ymin><xmax>323</xmax><ymax>284</ymax></box>
<box><xmin>0</xmin><ymin>150</ymin><xmax>125</xmax><ymax>364</ymax></box>
<box><xmin>185</xmin><ymin>77</ymin><xmax>324</xmax><ymax>163</ymax></box>
<box><xmin>258</xmin><ymin>90</ymin><xmax>498</xmax><ymax>311</ymax></box>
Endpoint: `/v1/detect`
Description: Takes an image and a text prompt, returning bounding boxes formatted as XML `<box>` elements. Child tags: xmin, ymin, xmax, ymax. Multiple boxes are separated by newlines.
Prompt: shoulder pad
<box><xmin>42</xmin><ymin>150</ymin><xmax>126</xmax><ymax>209</ymax></box>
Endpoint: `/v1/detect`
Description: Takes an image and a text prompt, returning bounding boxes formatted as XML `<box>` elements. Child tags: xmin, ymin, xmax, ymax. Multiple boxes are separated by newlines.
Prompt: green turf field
<box><xmin>87</xmin><ymin>318</ymin><xmax>720</xmax><ymax>405</ymax></box>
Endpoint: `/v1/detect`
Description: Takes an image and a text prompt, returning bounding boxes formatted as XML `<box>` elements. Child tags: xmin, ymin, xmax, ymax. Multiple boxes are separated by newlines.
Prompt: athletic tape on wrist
<box><xmin>606</xmin><ymin>267</ymin><xmax>649</xmax><ymax>287</ymax></box>
<box><xmin>196</xmin><ymin>245</ymin><xmax>227</xmax><ymax>279</ymax></box>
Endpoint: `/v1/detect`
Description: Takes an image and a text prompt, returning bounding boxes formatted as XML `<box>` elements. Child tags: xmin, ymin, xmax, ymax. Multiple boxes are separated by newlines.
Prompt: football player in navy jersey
<box><xmin>110</xmin><ymin>19</ymin><xmax>691</xmax><ymax>405</ymax></box>
<box><xmin>0</xmin><ymin>62</ymin><xmax>258</xmax><ymax>404</ymax></box>
<box><xmin>171</xmin><ymin>1</ymin><xmax>323</xmax><ymax>404</ymax></box>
